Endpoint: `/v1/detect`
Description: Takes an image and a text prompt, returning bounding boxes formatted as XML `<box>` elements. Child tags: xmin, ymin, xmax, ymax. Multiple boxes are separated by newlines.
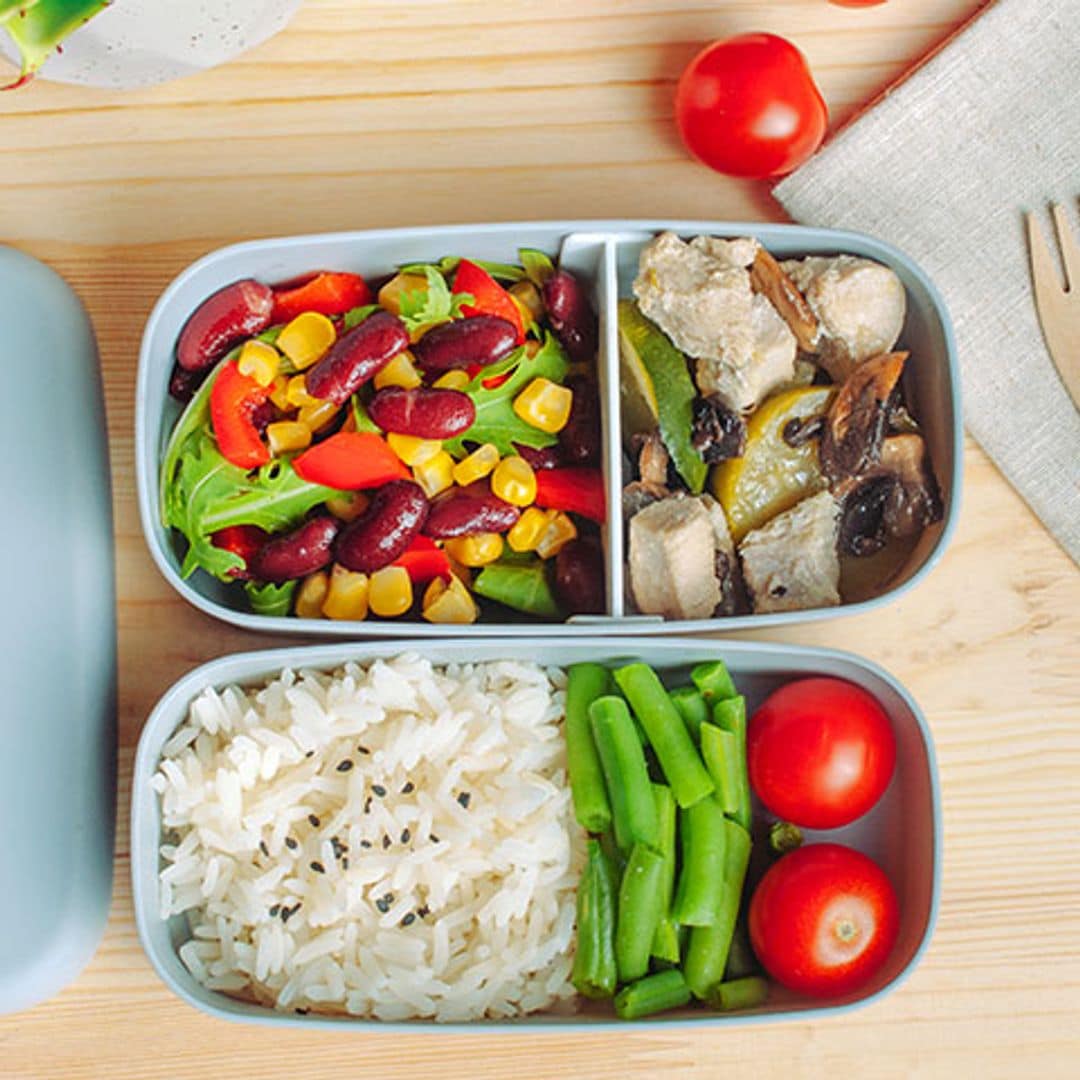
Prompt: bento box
<box><xmin>135</xmin><ymin>221</ymin><xmax>961</xmax><ymax>636</ymax></box>
<box><xmin>130</xmin><ymin>636</ymin><xmax>940</xmax><ymax>1030</ymax></box>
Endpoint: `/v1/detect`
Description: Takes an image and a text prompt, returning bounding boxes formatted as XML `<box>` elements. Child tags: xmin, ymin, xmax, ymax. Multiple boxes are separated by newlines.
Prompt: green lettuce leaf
<box><xmin>442</xmin><ymin>331</ymin><xmax>569</xmax><ymax>457</ymax></box>
<box><xmin>518</xmin><ymin>248</ymin><xmax>555</xmax><ymax>288</ymax></box>
<box><xmin>245</xmin><ymin>580</ymin><xmax>297</xmax><ymax>617</ymax></box>
<box><xmin>342</xmin><ymin>304</ymin><xmax>380</xmax><ymax>331</ymax></box>
<box><xmin>397</xmin><ymin>267</ymin><xmax>473</xmax><ymax>333</ymax></box>
<box><xmin>399</xmin><ymin>256</ymin><xmax>525</xmax><ymax>283</ymax></box>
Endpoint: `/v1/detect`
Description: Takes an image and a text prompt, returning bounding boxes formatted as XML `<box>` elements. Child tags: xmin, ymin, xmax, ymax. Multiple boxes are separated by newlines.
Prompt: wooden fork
<box><xmin>1026</xmin><ymin>203</ymin><xmax>1080</xmax><ymax>411</ymax></box>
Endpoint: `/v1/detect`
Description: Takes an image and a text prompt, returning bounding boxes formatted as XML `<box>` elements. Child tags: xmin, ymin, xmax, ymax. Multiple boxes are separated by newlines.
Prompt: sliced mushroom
<box><xmin>820</xmin><ymin>351</ymin><xmax>908</xmax><ymax>484</ymax></box>
<box><xmin>638</xmin><ymin>431</ymin><xmax>671</xmax><ymax>488</ymax></box>
<box><xmin>750</xmin><ymin>247</ymin><xmax>820</xmax><ymax>353</ymax></box>
<box><xmin>622</xmin><ymin>480</ymin><xmax>669</xmax><ymax>519</ymax></box>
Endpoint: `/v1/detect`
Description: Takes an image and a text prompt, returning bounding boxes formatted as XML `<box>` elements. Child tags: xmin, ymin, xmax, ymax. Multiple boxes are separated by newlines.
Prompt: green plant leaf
<box><xmin>397</xmin><ymin>266</ymin><xmax>473</xmax><ymax>333</ymax></box>
<box><xmin>519</xmin><ymin>248</ymin><xmax>556</xmax><ymax>288</ymax></box>
<box><xmin>400</xmin><ymin>256</ymin><xmax>525</xmax><ymax>283</ymax></box>
<box><xmin>245</xmin><ymin>579</ymin><xmax>297</xmax><ymax>617</ymax></box>
<box><xmin>2</xmin><ymin>0</ymin><xmax>109</xmax><ymax>87</ymax></box>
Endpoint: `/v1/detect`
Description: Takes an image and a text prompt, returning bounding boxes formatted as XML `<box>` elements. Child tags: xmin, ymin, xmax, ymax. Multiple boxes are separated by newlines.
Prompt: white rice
<box><xmin>153</xmin><ymin>653</ymin><xmax>582</xmax><ymax>1021</ymax></box>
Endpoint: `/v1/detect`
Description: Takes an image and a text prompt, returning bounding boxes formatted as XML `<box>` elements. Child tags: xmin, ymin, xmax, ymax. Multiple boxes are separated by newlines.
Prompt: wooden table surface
<box><xmin>2</xmin><ymin>1</ymin><xmax>1078</xmax><ymax>1076</ymax></box>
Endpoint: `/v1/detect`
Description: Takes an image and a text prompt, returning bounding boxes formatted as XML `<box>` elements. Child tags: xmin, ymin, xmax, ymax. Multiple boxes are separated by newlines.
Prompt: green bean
<box><xmin>699</xmin><ymin>721</ymin><xmax>740</xmax><ymax>817</ymax></box>
<box><xmin>704</xmin><ymin>975</ymin><xmax>769</xmax><ymax>1012</ymax></box>
<box><xmin>711</xmin><ymin>696</ymin><xmax>751</xmax><ymax>830</ymax></box>
<box><xmin>649</xmin><ymin>783</ymin><xmax>678</xmax><ymax>963</ymax></box>
<box><xmin>589</xmin><ymin>696</ymin><xmax>658</xmax><ymax>851</ymax></box>
<box><xmin>571</xmin><ymin>839</ymin><xmax>618</xmax><ymax>999</ymax></box>
<box><xmin>612</xmin><ymin>663</ymin><xmax>714</xmax><ymax>809</ymax></box>
<box><xmin>684</xmin><ymin>819</ymin><xmax>753</xmax><ymax>999</ymax></box>
<box><xmin>671</xmin><ymin>796</ymin><xmax>728</xmax><ymax>926</ymax></box>
<box><xmin>691</xmin><ymin>660</ymin><xmax>737</xmax><ymax>702</ymax></box>
<box><xmin>724</xmin><ymin>919</ymin><xmax>759</xmax><ymax>982</ymax></box>
<box><xmin>669</xmin><ymin>685</ymin><xmax>709</xmax><ymax>744</ymax></box>
<box><xmin>565</xmin><ymin>663</ymin><xmax>613</xmax><ymax>833</ymax></box>
<box><xmin>614</xmin><ymin>969</ymin><xmax>692</xmax><ymax>1020</ymax></box>
<box><xmin>615</xmin><ymin>843</ymin><xmax>666</xmax><ymax>983</ymax></box>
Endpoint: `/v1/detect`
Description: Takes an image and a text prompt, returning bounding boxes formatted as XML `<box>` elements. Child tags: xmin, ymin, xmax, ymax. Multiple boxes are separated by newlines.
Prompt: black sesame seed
<box><xmin>400</xmin><ymin>828</ymin><xmax>411</xmax><ymax>844</ymax></box>
<box><xmin>457</xmin><ymin>791</ymin><xmax>471</xmax><ymax>809</ymax></box>
<box><xmin>285</xmin><ymin>837</ymin><xmax>298</xmax><ymax>851</ymax></box>
<box><xmin>336</xmin><ymin>760</ymin><xmax>354</xmax><ymax>773</ymax></box>
<box><xmin>308</xmin><ymin>814</ymin><xmax>320</xmax><ymax>828</ymax></box>
<box><xmin>429</xmin><ymin>834</ymin><xmax>440</xmax><ymax>844</ymax></box>
<box><xmin>269</xmin><ymin>904</ymin><xmax>281</xmax><ymax>917</ymax></box>
<box><xmin>375</xmin><ymin>895</ymin><xmax>392</xmax><ymax>914</ymax></box>
<box><xmin>363</xmin><ymin>797</ymin><xmax>372</xmax><ymax>814</ymax></box>
<box><xmin>310</xmin><ymin>861</ymin><xmax>326</xmax><ymax>874</ymax></box>
<box><xmin>342</xmin><ymin>857</ymin><xmax>349</xmax><ymax>869</ymax></box>
<box><xmin>259</xmin><ymin>841</ymin><xmax>269</xmax><ymax>857</ymax></box>
<box><xmin>401</xmin><ymin>913</ymin><xmax>416</xmax><ymax>927</ymax></box>
<box><xmin>360</xmin><ymin>840</ymin><xmax>372</xmax><ymax>849</ymax></box>
<box><xmin>305</xmin><ymin>750</ymin><xmax>314</xmax><ymax>758</ymax></box>
<box><xmin>357</xmin><ymin>745</ymin><xmax>370</xmax><ymax>755</ymax></box>
<box><xmin>372</xmin><ymin>784</ymin><xmax>387</xmax><ymax>797</ymax></box>
<box><xmin>417</xmin><ymin>905</ymin><xmax>430</xmax><ymax>918</ymax></box>
<box><xmin>382</xmin><ymin>834</ymin><xmax>391</xmax><ymax>850</ymax></box>
<box><xmin>401</xmin><ymin>781</ymin><xmax>414</xmax><ymax>794</ymax></box>
<box><xmin>295</xmin><ymin>1007</ymin><xmax>310</xmax><ymax>1015</ymax></box>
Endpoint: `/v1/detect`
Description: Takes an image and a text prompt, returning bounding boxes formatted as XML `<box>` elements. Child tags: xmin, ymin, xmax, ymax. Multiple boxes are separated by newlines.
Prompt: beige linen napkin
<box><xmin>774</xmin><ymin>0</ymin><xmax>1080</xmax><ymax>564</ymax></box>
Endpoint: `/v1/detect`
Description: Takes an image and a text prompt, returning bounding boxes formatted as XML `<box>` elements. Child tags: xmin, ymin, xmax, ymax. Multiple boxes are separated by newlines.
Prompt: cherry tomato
<box><xmin>675</xmin><ymin>32</ymin><xmax>828</xmax><ymax>178</ymax></box>
<box><xmin>749</xmin><ymin>843</ymin><xmax>899</xmax><ymax>997</ymax></box>
<box><xmin>748</xmin><ymin>677</ymin><xmax>895</xmax><ymax>829</ymax></box>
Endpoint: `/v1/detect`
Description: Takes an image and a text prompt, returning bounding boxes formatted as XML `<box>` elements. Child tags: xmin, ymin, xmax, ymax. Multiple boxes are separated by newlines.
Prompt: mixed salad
<box><xmin>160</xmin><ymin>251</ymin><xmax>605</xmax><ymax>624</ymax></box>
<box><xmin>620</xmin><ymin>232</ymin><xmax>942</xmax><ymax>620</ymax></box>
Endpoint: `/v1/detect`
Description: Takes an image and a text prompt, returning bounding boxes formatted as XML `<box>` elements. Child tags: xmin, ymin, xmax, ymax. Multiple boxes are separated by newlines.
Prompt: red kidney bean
<box><xmin>542</xmin><ymin>269</ymin><xmax>598</xmax><ymax>364</ymax></box>
<box><xmin>168</xmin><ymin>362</ymin><xmax>207</xmax><ymax>403</ymax></box>
<box><xmin>554</xmin><ymin>537</ymin><xmax>605</xmax><ymax>615</ymax></box>
<box><xmin>305</xmin><ymin>310</ymin><xmax>410</xmax><ymax>405</ymax></box>
<box><xmin>412</xmin><ymin>315</ymin><xmax>518</xmax><ymax>372</ymax></box>
<box><xmin>249</xmin><ymin>399</ymin><xmax>279</xmax><ymax>436</ymax></box>
<box><xmin>176</xmin><ymin>279</ymin><xmax>274</xmax><ymax>372</ymax></box>
<box><xmin>513</xmin><ymin>442</ymin><xmax>563</xmax><ymax>470</ymax></box>
<box><xmin>334</xmin><ymin>479</ymin><xmax>429</xmax><ymax>573</ymax></box>
<box><xmin>368</xmin><ymin>387</ymin><xmax>476</xmax><ymax>439</ymax></box>
<box><xmin>250</xmin><ymin>516</ymin><xmax>339</xmax><ymax>584</ymax></box>
<box><xmin>422</xmin><ymin>482</ymin><xmax>521</xmax><ymax>538</ymax></box>
<box><xmin>558</xmin><ymin>375</ymin><xmax>600</xmax><ymax>465</ymax></box>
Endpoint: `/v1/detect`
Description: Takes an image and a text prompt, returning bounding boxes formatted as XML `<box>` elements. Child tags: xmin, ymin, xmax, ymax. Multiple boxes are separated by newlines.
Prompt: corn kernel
<box><xmin>378</xmin><ymin>272</ymin><xmax>429</xmax><ymax>316</ymax></box>
<box><xmin>236</xmin><ymin>339</ymin><xmax>281</xmax><ymax>387</ymax></box>
<box><xmin>445</xmin><ymin>554</ymin><xmax>473</xmax><ymax>588</ymax></box>
<box><xmin>266</xmin><ymin>420</ymin><xmax>313</xmax><ymax>456</ymax></box>
<box><xmin>321</xmin><ymin>564</ymin><xmax>369</xmax><ymax>620</ymax></box>
<box><xmin>368</xmin><ymin>566</ymin><xmax>413</xmax><ymax>617</ymax></box>
<box><xmin>276</xmin><ymin>312</ymin><xmax>336</xmax><ymax>371</ymax></box>
<box><xmin>491</xmin><ymin>455</ymin><xmax>537</xmax><ymax>507</ymax></box>
<box><xmin>297</xmin><ymin>399</ymin><xmax>339</xmax><ymax>433</ymax></box>
<box><xmin>509</xmin><ymin>280</ymin><xmax>544</xmax><ymax>325</ymax></box>
<box><xmin>423</xmin><ymin>573</ymin><xmax>478</xmax><ymax>625</ymax></box>
<box><xmin>413</xmin><ymin>450</ymin><xmax>455</xmax><ymax>497</ymax></box>
<box><xmin>374</xmin><ymin>351</ymin><xmax>422</xmax><ymax>391</ymax></box>
<box><xmin>295</xmin><ymin>571</ymin><xmax>329</xmax><ymax>619</ymax></box>
<box><xmin>433</xmin><ymin>369</ymin><xmax>471</xmax><ymax>391</ymax></box>
<box><xmin>507</xmin><ymin>506</ymin><xmax>555</xmax><ymax>553</ymax></box>
<box><xmin>535</xmin><ymin>511</ymin><xmax>577</xmax><ymax>558</ymax></box>
<box><xmin>326</xmin><ymin>491</ymin><xmax>370</xmax><ymax>521</ymax></box>
<box><xmin>388</xmin><ymin>432</ymin><xmax>443</xmax><ymax>467</ymax></box>
<box><xmin>286</xmin><ymin>374</ymin><xmax>319</xmax><ymax>408</ymax></box>
<box><xmin>452</xmin><ymin>443</ymin><xmax>500</xmax><ymax>487</ymax></box>
<box><xmin>423</xmin><ymin>576</ymin><xmax>448</xmax><ymax>608</ymax></box>
<box><xmin>269</xmin><ymin>373</ymin><xmax>291</xmax><ymax>411</ymax></box>
<box><xmin>444</xmin><ymin>532</ymin><xmax>504</xmax><ymax>568</ymax></box>
<box><xmin>512</xmin><ymin>378</ymin><xmax>573</xmax><ymax>434</ymax></box>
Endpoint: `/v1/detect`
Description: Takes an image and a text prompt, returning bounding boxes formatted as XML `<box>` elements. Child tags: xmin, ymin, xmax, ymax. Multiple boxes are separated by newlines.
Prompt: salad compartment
<box><xmin>136</xmin><ymin>221</ymin><xmax>961</xmax><ymax>635</ymax></box>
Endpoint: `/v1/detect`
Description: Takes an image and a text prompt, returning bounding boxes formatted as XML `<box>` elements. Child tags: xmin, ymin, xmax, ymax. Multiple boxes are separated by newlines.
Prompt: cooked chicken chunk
<box><xmin>780</xmin><ymin>255</ymin><xmax>906</xmax><ymax>381</ymax></box>
<box><xmin>629</xmin><ymin>496</ymin><xmax>721</xmax><ymax>620</ymax></box>
<box><xmin>698</xmin><ymin>494</ymin><xmax>740</xmax><ymax>616</ymax></box>
<box><xmin>633</xmin><ymin>232</ymin><xmax>797</xmax><ymax>414</ymax></box>
<box><xmin>738</xmin><ymin>492</ymin><xmax>841</xmax><ymax>614</ymax></box>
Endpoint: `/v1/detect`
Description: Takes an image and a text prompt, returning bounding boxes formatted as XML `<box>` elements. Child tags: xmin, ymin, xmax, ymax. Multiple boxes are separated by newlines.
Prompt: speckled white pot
<box><xmin>1</xmin><ymin>0</ymin><xmax>303</xmax><ymax>88</ymax></box>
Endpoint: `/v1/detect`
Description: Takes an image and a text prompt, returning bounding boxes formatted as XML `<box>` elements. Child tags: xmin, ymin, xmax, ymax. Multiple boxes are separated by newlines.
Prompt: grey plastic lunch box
<box><xmin>135</xmin><ymin>220</ymin><xmax>962</xmax><ymax>636</ymax></box>
<box><xmin>130</xmin><ymin>636</ymin><xmax>940</xmax><ymax>1030</ymax></box>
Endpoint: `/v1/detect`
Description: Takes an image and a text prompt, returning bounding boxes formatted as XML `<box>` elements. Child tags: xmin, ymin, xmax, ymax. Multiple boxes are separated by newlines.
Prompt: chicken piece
<box><xmin>738</xmin><ymin>491</ymin><xmax>841</xmax><ymax>614</ymax></box>
<box><xmin>633</xmin><ymin>232</ymin><xmax>796</xmax><ymax>413</ymax></box>
<box><xmin>780</xmin><ymin>256</ymin><xmax>906</xmax><ymax>382</ymax></box>
<box><xmin>629</xmin><ymin>496</ymin><xmax>721</xmax><ymax>620</ymax></box>
<box><xmin>698</xmin><ymin>494</ymin><xmax>741</xmax><ymax>616</ymax></box>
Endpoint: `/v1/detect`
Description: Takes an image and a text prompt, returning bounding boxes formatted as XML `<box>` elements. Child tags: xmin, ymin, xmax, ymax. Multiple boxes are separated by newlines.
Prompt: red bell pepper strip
<box><xmin>392</xmin><ymin>535</ymin><xmax>451</xmax><ymax>584</ymax></box>
<box><xmin>211</xmin><ymin>525</ymin><xmax>269</xmax><ymax>578</ymax></box>
<box><xmin>292</xmin><ymin>432</ymin><xmax>409</xmax><ymax>490</ymax></box>
<box><xmin>271</xmin><ymin>272</ymin><xmax>373</xmax><ymax>324</ymax></box>
<box><xmin>210</xmin><ymin>361</ymin><xmax>271</xmax><ymax>469</ymax></box>
<box><xmin>534</xmin><ymin>467</ymin><xmax>606</xmax><ymax>523</ymax></box>
<box><xmin>453</xmin><ymin>259</ymin><xmax>525</xmax><ymax>342</ymax></box>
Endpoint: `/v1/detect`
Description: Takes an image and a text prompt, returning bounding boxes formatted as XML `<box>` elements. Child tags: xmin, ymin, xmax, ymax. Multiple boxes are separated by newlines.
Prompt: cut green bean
<box><xmin>571</xmin><ymin>839</ymin><xmax>619</xmax><ymax>999</ymax></box>
<box><xmin>724</xmin><ymin>919</ymin><xmax>759</xmax><ymax>982</ymax></box>
<box><xmin>649</xmin><ymin>783</ymin><xmax>678</xmax><ymax>962</ymax></box>
<box><xmin>684</xmin><ymin>819</ymin><xmax>753</xmax><ymax>999</ymax></box>
<box><xmin>590</xmin><ymin>696</ymin><xmax>658</xmax><ymax>851</ymax></box>
<box><xmin>704</xmin><ymin>975</ymin><xmax>769</xmax><ymax>1012</ymax></box>
<box><xmin>699</xmin><ymin>721</ymin><xmax>740</xmax><ymax>817</ymax></box>
<box><xmin>669</xmin><ymin>685</ymin><xmax>709</xmax><ymax>744</ymax></box>
<box><xmin>612</xmin><ymin>663</ymin><xmax>714</xmax><ymax>809</ymax></box>
<box><xmin>565</xmin><ymin>663</ymin><xmax>613</xmax><ymax>833</ymax></box>
<box><xmin>691</xmin><ymin>660</ymin><xmax>737</xmax><ymax>702</ymax></box>
<box><xmin>615</xmin><ymin>843</ymin><xmax>667</xmax><ymax>983</ymax></box>
<box><xmin>671</xmin><ymin>796</ymin><xmax>728</xmax><ymax>926</ymax></box>
<box><xmin>711</xmin><ymin>696</ymin><xmax>751</xmax><ymax>830</ymax></box>
<box><xmin>614</xmin><ymin>970</ymin><xmax>692</xmax><ymax>1020</ymax></box>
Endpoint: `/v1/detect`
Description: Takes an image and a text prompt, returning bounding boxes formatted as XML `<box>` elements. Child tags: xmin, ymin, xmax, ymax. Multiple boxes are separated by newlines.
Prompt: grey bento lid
<box><xmin>0</xmin><ymin>246</ymin><xmax>116</xmax><ymax>1014</ymax></box>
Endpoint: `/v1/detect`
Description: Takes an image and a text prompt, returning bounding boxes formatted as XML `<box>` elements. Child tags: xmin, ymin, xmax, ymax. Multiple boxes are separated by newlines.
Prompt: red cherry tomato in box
<box><xmin>749</xmin><ymin>843</ymin><xmax>899</xmax><ymax>997</ymax></box>
<box><xmin>675</xmin><ymin>32</ymin><xmax>828</xmax><ymax>178</ymax></box>
<box><xmin>748</xmin><ymin>677</ymin><xmax>895</xmax><ymax>829</ymax></box>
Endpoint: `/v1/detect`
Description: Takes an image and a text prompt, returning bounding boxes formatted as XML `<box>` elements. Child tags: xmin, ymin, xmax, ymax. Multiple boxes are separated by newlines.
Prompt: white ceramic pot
<box><xmin>1</xmin><ymin>0</ymin><xmax>303</xmax><ymax>88</ymax></box>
